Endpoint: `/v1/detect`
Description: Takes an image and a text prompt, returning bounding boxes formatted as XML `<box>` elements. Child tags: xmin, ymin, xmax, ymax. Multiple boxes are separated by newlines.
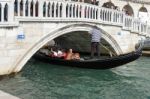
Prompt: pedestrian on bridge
<box><xmin>89</xmin><ymin>25</ymin><xmax>102</xmax><ymax>58</ymax></box>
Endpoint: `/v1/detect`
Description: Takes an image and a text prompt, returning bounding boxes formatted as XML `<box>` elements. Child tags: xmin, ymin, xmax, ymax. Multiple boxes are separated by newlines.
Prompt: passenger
<box><xmin>65</xmin><ymin>49</ymin><xmax>73</xmax><ymax>60</ymax></box>
<box><xmin>57</xmin><ymin>49</ymin><xmax>67</xmax><ymax>58</ymax></box>
<box><xmin>49</xmin><ymin>48</ymin><xmax>58</xmax><ymax>57</ymax></box>
<box><xmin>72</xmin><ymin>53</ymin><xmax>80</xmax><ymax>60</ymax></box>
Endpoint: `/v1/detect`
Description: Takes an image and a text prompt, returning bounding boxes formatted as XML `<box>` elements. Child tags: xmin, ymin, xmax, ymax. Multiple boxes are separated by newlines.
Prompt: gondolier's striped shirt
<box><xmin>89</xmin><ymin>28</ymin><xmax>101</xmax><ymax>42</ymax></box>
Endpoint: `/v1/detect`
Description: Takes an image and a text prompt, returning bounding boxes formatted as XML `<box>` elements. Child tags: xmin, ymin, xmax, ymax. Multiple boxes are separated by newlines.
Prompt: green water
<box><xmin>0</xmin><ymin>57</ymin><xmax>150</xmax><ymax>99</ymax></box>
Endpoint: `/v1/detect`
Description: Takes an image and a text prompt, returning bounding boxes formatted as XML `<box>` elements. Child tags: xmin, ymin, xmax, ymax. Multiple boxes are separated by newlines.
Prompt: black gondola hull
<box><xmin>33</xmin><ymin>49</ymin><xmax>142</xmax><ymax>69</ymax></box>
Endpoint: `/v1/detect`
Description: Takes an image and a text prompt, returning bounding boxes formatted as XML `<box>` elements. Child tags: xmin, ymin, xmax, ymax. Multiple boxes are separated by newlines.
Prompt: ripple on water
<box><xmin>0</xmin><ymin>57</ymin><xmax>150</xmax><ymax>99</ymax></box>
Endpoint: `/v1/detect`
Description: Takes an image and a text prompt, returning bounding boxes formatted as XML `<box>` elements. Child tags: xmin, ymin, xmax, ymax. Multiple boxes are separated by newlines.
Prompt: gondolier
<box><xmin>89</xmin><ymin>25</ymin><xmax>102</xmax><ymax>58</ymax></box>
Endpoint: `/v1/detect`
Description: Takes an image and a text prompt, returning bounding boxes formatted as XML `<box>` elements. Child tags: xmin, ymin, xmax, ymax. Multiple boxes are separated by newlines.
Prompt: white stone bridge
<box><xmin>0</xmin><ymin>0</ymin><xmax>150</xmax><ymax>75</ymax></box>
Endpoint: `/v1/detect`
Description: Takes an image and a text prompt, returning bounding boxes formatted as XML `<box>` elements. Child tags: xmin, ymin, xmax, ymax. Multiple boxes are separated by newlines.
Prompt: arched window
<box><xmin>138</xmin><ymin>6</ymin><xmax>148</xmax><ymax>22</ymax></box>
<box><xmin>102</xmin><ymin>1</ymin><xmax>115</xmax><ymax>9</ymax></box>
<box><xmin>122</xmin><ymin>4</ymin><xmax>134</xmax><ymax>16</ymax></box>
<box><xmin>14</xmin><ymin>0</ymin><xmax>18</xmax><ymax>16</ymax></box>
<box><xmin>4</xmin><ymin>3</ymin><xmax>8</xmax><ymax>21</ymax></box>
<box><xmin>35</xmin><ymin>1</ymin><xmax>38</xmax><ymax>17</ymax></box>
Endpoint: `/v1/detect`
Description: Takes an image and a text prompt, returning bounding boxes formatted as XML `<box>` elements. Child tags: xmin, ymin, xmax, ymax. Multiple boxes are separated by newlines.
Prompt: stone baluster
<box><xmin>71</xmin><ymin>4</ymin><xmax>73</xmax><ymax>18</ymax></box>
<box><xmin>94</xmin><ymin>8</ymin><xmax>96</xmax><ymax>19</ymax></box>
<box><xmin>28</xmin><ymin>0</ymin><xmax>30</xmax><ymax>17</ymax></box>
<box><xmin>67</xmin><ymin>4</ymin><xmax>70</xmax><ymax>17</ymax></box>
<box><xmin>104</xmin><ymin>9</ymin><xmax>106</xmax><ymax>21</ymax></box>
<box><xmin>77</xmin><ymin>5</ymin><xmax>79</xmax><ymax>18</ymax></box>
<box><xmin>106</xmin><ymin>10</ymin><xmax>108</xmax><ymax>21</ymax></box>
<box><xmin>97</xmin><ymin>8</ymin><xmax>100</xmax><ymax>20</ymax></box>
<box><xmin>33</xmin><ymin>0</ymin><xmax>35</xmax><ymax>17</ymax></box>
<box><xmin>1</xmin><ymin>3</ymin><xmax>4</xmax><ymax>22</ymax></box>
<box><xmin>89</xmin><ymin>7</ymin><xmax>91</xmax><ymax>19</ymax></box>
<box><xmin>38</xmin><ymin>0</ymin><xmax>42</xmax><ymax>18</ymax></box>
<box><xmin>87</xmin><ymin>7</ymin><xmax>89</xmax><ymax>19</ymax></box>
<box><xmin>74</xmin><ymin>4</ymin><xmax>77</xmax><ymax>18</ymax></box>
<box><xmin>50</xmin><ymin>2</ymin><xmax>52</xmax><ymax>17</ymax></box>
<box><xmin>58</xmin><ymin>3</ymin><xmax>60</xmax><ymax>17</ymax></box>
<box><xmin>23</xmin><ymin>0</ymin><xmax>25</xmax><ymax>16</ymax></box>
<box><xmin>110</xmin><ymin>10</ymin><xmax>113</xmax><ymax>23</ymax></box>
<box><xmin>86</xmin><ymin>7</ymin><xmax>88</xmax><ymax>18</ymax></box>
<box><xmin>122</xmin><ymin>13</ymin><xmax>126</xmax><ymax>28</ymax></box>
<box><xmin>9</xmin><ymin>1</ymin><xmax>14</xmax><ymax>22</ymax></box>
<box><xmin>81</xmin><ymin>5</ymin><xmax>85</xmax><ymax>19</ymax></box>
<box><xmin>91</xmin><ymin>8</ymin><xmax>93</xmax><ymax>19</ymax></box>
<box><xmin>54</xmin><ymin>2</ymin><xmax>56</xmax><ymax>18</ymax></box>
<box><xmin>45</xmin><ymin>2</ymin><xmax>47</xmax><ymax>17</ymax></box>
<box><xmin>18</xmin><ymin>0</ymin><xmax>20</xmax><ymax>16</ymax></box>
<box><xmin>62</xmin><ymin>2</ymin><xmax>66</xmax><ymax>18</ymax></box>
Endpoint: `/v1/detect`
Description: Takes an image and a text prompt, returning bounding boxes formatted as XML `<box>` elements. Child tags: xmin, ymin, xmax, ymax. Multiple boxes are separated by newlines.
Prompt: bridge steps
<box><xmin>0</xmin><ymin>90</ymin><xmax>20</xmax><ymax>99</ymax></box>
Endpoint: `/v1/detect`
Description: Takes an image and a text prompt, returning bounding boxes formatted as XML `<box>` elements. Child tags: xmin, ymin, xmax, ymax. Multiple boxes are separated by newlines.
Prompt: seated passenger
<box><xmin>72</xmin><ymin>53</ymin><xmax>80</xmax><ymax>60</ymax></box>
<box><xmin>49</xmin><ymin>48</ymin><xmax>58</xmax><ymax>57</ymax></box>
<box><xmin>57</xmin><ymin>49</ymin><xmax>67</xmax><ymax>58</ymax></box>
<box><xmin>65</xmin><ymin>49</ymin><xmax>73</xmax><ymax>60</ymax></box>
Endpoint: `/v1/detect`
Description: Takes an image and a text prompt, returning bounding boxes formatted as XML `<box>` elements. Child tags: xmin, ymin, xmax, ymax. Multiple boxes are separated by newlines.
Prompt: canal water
<box><xmin>0</xmin><ymin>56</ymin><xmax>150</xmax><ymax>99</ymax></box>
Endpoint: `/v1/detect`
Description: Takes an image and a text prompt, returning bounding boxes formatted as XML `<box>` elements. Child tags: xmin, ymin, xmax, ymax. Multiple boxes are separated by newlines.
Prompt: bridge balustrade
<box><xmin>0</xmin><ymin>0</ymin><xmax>149</xmax><ymax>37</ymax></box>
<box><xmin>0</xmin><ymin>2</ymin><xmax>9</xmax><ymax>22</ymax></box>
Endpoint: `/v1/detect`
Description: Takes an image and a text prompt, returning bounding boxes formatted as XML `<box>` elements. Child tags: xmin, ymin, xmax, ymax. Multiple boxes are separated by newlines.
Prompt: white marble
<box><xmin>0</xmin><ymin>0</ymin><xmax>149</xmax><ymax>75</ymax></box>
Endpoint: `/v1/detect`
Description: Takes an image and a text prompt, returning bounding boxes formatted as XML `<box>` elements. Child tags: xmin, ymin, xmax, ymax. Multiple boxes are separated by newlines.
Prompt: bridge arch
<box><xmin>13</xmin><ymin>23</ymin><xmax>122</xmax><ymax>72</ymax></box>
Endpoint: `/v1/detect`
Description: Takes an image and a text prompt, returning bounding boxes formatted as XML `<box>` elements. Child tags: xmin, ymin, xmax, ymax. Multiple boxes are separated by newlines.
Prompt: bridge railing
<box><xmin>0</xmin><ymin>0</ymin><xmax>149</xmax><ymax>37</ymax></box>
<box><xmin>0</xmin><ymin>0</ymin><xmax>16</xmax><ymax>26</ymax></box>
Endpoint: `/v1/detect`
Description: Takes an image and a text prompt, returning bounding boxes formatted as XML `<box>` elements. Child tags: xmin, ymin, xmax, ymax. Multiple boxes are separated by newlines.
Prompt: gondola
<box><xmin>33</xmin><ymin>45</ymin><xmax>142</xmax><ymax>69</ymax></box>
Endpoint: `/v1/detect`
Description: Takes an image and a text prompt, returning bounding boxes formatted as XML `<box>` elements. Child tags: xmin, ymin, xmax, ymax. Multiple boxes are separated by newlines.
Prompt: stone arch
<box><xmin>13</xmin><ymin>23</ymin><xmax>122</xmax><ymax>72</ymax></box>
<box><xmin>122</xmin><ymin>4</ymin><xmax>134</xmax><ymax>16</ymax></box>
